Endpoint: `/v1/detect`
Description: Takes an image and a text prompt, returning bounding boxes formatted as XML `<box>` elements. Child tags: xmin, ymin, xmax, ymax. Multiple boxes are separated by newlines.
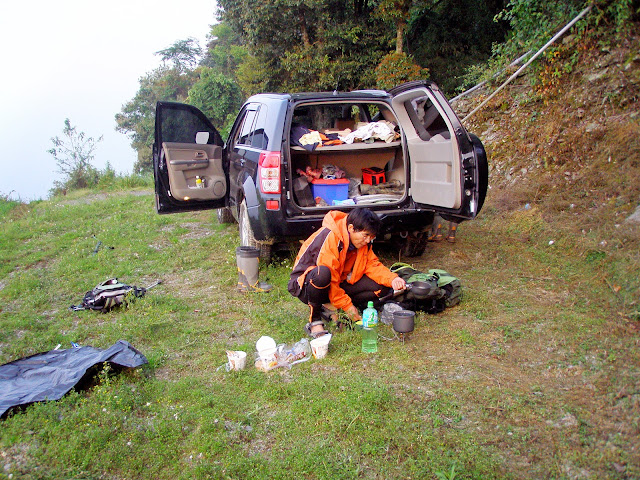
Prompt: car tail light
<box><xmin>266</xmin><ymin>200</ymin><xmax>279</xmax><ymax>210</ymax></box>
<box><xmin>258</xmin><ymin>151</ymin><xmax>281</xmax><ymax>194</ymax></box>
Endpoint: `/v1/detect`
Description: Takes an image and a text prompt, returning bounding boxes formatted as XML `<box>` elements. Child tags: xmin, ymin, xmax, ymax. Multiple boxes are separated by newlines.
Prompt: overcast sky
<box><xmin>0</xmin><ymin>1</ymin><xmax>217</xmax><ymax>201</ymax></box>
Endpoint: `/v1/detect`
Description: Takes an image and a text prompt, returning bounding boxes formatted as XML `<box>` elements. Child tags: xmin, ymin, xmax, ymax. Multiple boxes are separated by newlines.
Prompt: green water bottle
<box><xmin>361</xmin><ymin>301</ymin><xmax>378</xmax><ymax>353</ymax></box>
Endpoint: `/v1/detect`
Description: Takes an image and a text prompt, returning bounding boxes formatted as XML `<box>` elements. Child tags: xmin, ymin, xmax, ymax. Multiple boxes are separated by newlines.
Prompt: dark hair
<box><xmin>346</xmin><ymin>207</ymin><xmax>381</xmax><ymax>235</ymax></box>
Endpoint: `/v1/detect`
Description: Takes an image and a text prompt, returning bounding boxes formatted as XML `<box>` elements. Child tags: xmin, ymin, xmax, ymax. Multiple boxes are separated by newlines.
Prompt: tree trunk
<box><xmin>300</xmin><ymin>14</ymin><xmax>311</xmax><ymax>48</ymax></box>
<box><xmin>396</xmin><ymin>20</ymin><xmax>405</xmax><ymax>54</ymax></box>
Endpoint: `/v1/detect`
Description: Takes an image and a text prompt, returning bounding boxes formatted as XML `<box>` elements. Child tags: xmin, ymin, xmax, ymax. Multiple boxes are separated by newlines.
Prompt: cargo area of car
<box><xmin>288</xmin><ymin>101</ymin><xmax>408</xmax><ymax>209</ymax></box>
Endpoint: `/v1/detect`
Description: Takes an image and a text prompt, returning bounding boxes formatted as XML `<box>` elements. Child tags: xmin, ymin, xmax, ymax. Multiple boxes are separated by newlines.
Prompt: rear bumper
<box><xmin>251</xmin><ymin>199</ymin><xmax>437</xmax><ymax>243</ymax></box>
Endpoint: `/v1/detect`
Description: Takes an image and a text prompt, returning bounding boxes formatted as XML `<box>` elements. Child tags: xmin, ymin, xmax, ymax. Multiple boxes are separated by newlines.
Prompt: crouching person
<box><xmin>288</xmin><ymin>207</ymin><xmax>406</xmax><ymax>337</ymax></box>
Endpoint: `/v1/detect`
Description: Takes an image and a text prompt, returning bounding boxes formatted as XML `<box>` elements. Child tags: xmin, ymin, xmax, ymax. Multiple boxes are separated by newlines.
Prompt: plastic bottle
<box><xmin>361</xmin><ymin>301</ymin><xmax>378</xmax><ymax>353</ymax></box>
<box><xmin>195</xmin><ymin>176</ymin><xmax>203</xmax><ymax>188</ymax></box>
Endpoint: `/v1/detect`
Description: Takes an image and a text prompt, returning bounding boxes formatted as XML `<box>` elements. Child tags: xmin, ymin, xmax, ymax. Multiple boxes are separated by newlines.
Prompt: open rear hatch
<box><xmin>285</xmin><ymin>83</ymin><xmax>486</xmax><ymax>220</ymax></box>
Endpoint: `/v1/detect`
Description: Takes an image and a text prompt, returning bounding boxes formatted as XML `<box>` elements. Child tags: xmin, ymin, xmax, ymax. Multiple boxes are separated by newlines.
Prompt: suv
<box><xmin>153</xmin><ymin>80</ymin><xmax>488</xmax><ymax>260</ymax></box>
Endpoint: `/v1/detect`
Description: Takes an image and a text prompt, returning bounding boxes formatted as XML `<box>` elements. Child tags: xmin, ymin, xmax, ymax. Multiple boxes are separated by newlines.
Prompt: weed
<box><xmin>436</xmin><ymin>463</ymin><xmax>459</xmax><ymax>480</ymax></box>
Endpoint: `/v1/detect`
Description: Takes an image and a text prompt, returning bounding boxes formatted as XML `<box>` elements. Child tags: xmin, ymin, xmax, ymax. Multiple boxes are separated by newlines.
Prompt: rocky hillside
<box><xmin>453</xmin><ymin>27</ymin><xmax>640</xmax><ymax>316</ymax></box>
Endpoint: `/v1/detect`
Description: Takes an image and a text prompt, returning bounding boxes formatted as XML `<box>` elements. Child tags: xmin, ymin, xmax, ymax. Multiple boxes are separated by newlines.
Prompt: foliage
<box><xmin>201</xmin><ymin>23</ymin><xmax>248</xmax><ymax>78</ymax></box>
<box><xmin>589</xmin><ymin>0</ymin><xmax>640</xmax><ymax>35</ymax></box>
<box><xmin>373</xmin><ymin>0</ymin><xmax>413</xmax><ymax>53</ymax></box>
<box><xmin>48</xmin><ymin>118</ymin><xmax>103</xmax><ymax>194</ymax></box>
<box><xmin>94</xmin><ymin>167</ymin><xmax>154</xmax><ymax>191</ymax></box>
<box><xmin>235</xmin><ymin>53</ymin><xmax>272</xmax><ymax>97</ymax></box>
<box><xmin>454</xmin><ymin>0</ymin><xmax>640</xmax><ymax>95</ymax></box>
<box><xmin>492</xmin><ymin>0</ymin><xmax>585</xmax><ymax>59</ymax></box>
<box><xmin>116</xmin><ymin>66</ymin><xmax>198</xmax><ymax>173</ymax></box>
<box><xmin>187</xmin><ymin>68</ymin><xmax>243</xmax><ymax>137</ymax></box>
<box><xmin>0</xmin><ymin>193</ymin><xmax>22</xmax><ymax>217</ymax></box>
<box><xmin>489</xmin><ymin>0</ymin><xmax>638</xmax><ymax>74</ymax></box>
<box><xmin>155</xmin><ymin>38</ymin><xmax>203</xmax><ymax>72</ymax></box>
<box><xmin>406</xmin><ymin>0</ymin><xmax>508</xmax><ymax>95</ymax></box>
<box><xmin>375</xmin><ymin>52</ymin><xmax>429</xmax><ymax>90</ymax></box>
<box><xmin>217</xmin><ymin>0</ymin><xmax>391</xmax><ymax>91</ymax></box>
<box><xmin>280</xmin><ymin>47</ymin><xmax>333</xmax><ymax>91</ymax></box>
<box><xmin>435</xmin><ymin>463</ymin><xmax>459</xmax><ymax>480</ymax></box>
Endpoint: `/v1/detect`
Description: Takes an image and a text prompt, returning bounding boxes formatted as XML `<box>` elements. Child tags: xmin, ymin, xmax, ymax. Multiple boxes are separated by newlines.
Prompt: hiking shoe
<box><xmin>446</xmin><ymin>223</ymin><xmax>457</xmax><ymax>243</ymax></box>
<box><xmin>428</xmin><ymin>223</ymin><xmax>443</xmax><ymax>242</ymax></box>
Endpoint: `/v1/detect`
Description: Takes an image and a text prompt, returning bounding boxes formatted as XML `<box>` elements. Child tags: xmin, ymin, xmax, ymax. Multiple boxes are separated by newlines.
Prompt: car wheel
<box><xmin>400</xmin><ymin>232</ymin><xmax>427</xmax><ymax>257</ymax></box>
<box><xmin>239</xmin><ymin>200</ymin><xmax>272</xmax><ymax>262</ymax></box>
<box><xmin>216</xmin><ymin>207</ymin><xmax>235</xmax><ymax>224</ymax></box>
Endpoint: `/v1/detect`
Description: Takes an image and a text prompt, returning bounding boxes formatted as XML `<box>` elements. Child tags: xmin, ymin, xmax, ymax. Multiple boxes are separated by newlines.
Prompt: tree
<box><xmin>116</xmin><ymin>65</ymin><xmax>198</xmax><ymax>173</ymax></box>
<box><xmin>406</xmin><ymin>0</ymin><xmax>508</xmax><ymax>94</ymax></box>
<box><xmin>48</xmin><ymin>118</ymin><xmax>102</xmax><ymax>193</ymax></box>
<box><xmin>116</xmin><ymin>39</ymin><xmax>209</xmax><ymax>173</ymax></box>
<box><xmin>187</xmin><ymin>68</ymin><xmax>243</xmax><ymax>137</ymax></box>
<box><xmin>155</xmin><ymin>38</ymin><xmax>203</xmax><ymax>72</ymax></box>
<box><xmin>217</xmin><ymin>0</ymin><xmax>392</xmax><ymax>92</ymax></box>
<box><xmin>375</xmin><ymin>52</ymin><xmax>429</xmax><ymax>90</ymax></box>
<box><xmin>374</xmin><ymin>0</ymin><xmax>414</xmax><ymax>54</ymax></box>
<box><xmin>201</xmin><ymin>23</ymin><xmax>248</xmax><ymax>78</ymax></box>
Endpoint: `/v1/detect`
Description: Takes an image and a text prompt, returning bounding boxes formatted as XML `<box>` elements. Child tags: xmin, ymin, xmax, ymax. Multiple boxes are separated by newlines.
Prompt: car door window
<box><xmin>251</xmin><ymin>105</ymin><xmax>269</xmax><ymax>150</ymax></box>
<box><xmin>158</xmin><ymin>106</ymin><xmax>221</xmax><ymax>145</ymax></box>
<box><xmin>236</xmin><ymin>107</ymin><xmax>258</xmax><ymax>147</ymax></box>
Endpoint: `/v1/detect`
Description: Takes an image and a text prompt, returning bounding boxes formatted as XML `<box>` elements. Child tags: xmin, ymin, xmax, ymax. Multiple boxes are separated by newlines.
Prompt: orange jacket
<box><xmin>288</xmin><ymin>211</ymin><xmax>398</xmax><ymax>311</ymax></box>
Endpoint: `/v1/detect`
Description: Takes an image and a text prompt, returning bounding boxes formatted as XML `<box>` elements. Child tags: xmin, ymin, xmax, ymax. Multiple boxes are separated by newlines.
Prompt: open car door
<box><xmin>153</xmin><ymin>101</ymin><xmax>228</xmax><ymax>214</ymax></box>
<box><xmin>390</xmin><ymin>81</ymin><xmax>488</xmax><ymax>220</ymax></box>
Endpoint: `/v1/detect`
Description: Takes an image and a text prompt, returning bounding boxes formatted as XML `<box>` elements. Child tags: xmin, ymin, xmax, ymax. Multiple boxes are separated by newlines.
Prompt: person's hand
<box><xmin>391</xmin><ymin>276</ymin><xmax>406</xmax><ymax>291</ymax></box>
<box><xmin>345</xmin><ymin>304</ymin><xmax>361</xmax><ymax>322</ymax></box>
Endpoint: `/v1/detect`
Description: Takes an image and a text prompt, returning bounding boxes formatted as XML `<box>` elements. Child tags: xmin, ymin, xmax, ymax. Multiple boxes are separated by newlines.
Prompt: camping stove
<box><xmin>392</xmin><ymin>310</ymin><xmax>415</xmax><ymax>344</ymax></box>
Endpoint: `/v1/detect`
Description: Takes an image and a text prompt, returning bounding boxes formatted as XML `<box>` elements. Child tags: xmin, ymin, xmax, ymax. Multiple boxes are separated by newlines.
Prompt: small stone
<box><xmin>626</xmin><ymin>205</ymin><xmax>640</xmax><ymax>224</ymax></box>
<box><xmin>585</xmin><ymin>122</ymin><xmax>600</xmax><ymax>133</ymax></box>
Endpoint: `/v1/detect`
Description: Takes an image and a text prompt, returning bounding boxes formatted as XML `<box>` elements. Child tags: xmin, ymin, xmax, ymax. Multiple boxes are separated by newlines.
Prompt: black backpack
<box><xmin>70</xmin><ymin>279</ymin><xmax>157</xmax><ymax>313</ymax></box>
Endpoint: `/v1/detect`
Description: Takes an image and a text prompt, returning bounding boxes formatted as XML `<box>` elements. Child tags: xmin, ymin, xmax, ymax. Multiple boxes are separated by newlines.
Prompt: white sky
<box><xmin>0</xmin><ymin>0</ymin><xmax>217</xmax><ymax>201</ymax></box>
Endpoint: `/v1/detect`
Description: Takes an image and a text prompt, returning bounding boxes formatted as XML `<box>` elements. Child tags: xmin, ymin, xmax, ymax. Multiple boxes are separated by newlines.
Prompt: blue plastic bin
<box><xmin>311</xmin><ymin>178</ymin><xmax>349</xmax><ymax>204</ymax></box>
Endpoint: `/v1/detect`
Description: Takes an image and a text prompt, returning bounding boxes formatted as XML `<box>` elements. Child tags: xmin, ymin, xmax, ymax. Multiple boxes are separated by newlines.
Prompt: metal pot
<box><xmin>392</xmin><ymin>310</ymin><xmax>415</xmax><ymax>334</ymax></box>
<box><xmin>406</xmin><ymin>281</ymin><xmax>435</xmax><ymax>300</ymax></box>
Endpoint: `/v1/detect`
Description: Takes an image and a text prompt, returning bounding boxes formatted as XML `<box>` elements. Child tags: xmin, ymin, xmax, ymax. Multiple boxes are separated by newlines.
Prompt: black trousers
<box><xmin>297</xmin><ymin>265</ymin><xmax>392</xmax><ymax>310</ymax></box>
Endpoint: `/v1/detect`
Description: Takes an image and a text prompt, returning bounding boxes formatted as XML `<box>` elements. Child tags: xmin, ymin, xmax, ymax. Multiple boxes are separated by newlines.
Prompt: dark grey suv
<box><xmin>153</xmin><ymin>81</ymin><xmax>488</xmax><ymax>260</ymax></box>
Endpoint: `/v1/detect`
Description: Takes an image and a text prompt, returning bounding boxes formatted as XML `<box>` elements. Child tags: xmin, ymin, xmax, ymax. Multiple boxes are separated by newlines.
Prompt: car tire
<box><xmin>216</xmin><ymin>207</ymin><xmax>235</xmax><ymax>224</ymax></box>
<box><xmin>239</xmin><ymin>200</ymin><xmax>272</xmax><ymax>262</ymax></box>
<box><xmin>400</xmin><ymin>232</ymin><xmax>427</xmax><ymax>257</ymax></box>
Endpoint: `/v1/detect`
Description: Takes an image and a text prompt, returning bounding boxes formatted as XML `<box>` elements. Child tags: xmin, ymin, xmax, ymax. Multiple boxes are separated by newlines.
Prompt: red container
<box><xmin>362</xmin><ymin>167</ymin><xmax>386</xmax><ymax>185</ymax></box>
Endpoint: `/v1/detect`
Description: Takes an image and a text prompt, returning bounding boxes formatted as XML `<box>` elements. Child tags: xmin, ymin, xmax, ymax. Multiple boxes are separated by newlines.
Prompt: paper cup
<box><xmin>310</xmin><ymin>334</ymin><xmax>332</xmax><ymax>359</ymax></box>
<box><xmin>226</xmin><ymin>350</ymin><xmax>247</xmax><ymax>371</ymax></box>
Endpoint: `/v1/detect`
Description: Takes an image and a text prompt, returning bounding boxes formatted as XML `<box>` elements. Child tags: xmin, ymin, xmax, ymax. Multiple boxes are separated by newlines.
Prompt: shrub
<box><xmin>375</xmin><ymin>52</ymin><xmax>429</xmax><ymax>90</ymax></box>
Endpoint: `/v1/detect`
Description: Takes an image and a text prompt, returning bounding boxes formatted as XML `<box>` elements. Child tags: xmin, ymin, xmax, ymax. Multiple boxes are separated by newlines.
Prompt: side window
<box><xmin>251</xmin><ymin>105</ymin><xmax>269</xmax><ymax>149</ymax></box>
<box><xmin>237</xmin><ymin>108</ymin><xmax>258</xmax><ymax>146</ymax></box>
<box><xmin>232</xmin><ymin>104</ymin><xmax>269</xmax><ymax>149</ymax></box>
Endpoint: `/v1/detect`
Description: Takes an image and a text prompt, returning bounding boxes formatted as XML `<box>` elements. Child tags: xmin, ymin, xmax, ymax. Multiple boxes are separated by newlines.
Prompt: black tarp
<box><xmin>0</xmin><ymin>340</ymin><xmax>147</xmax><ymax>418</ymax></box>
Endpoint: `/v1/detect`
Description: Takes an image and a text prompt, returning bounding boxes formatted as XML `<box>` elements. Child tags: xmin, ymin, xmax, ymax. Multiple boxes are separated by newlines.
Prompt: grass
<box><xmin>1</xmin><ymin>188</ymin><xmax>638</xmax><ymax>479</ymax></box>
